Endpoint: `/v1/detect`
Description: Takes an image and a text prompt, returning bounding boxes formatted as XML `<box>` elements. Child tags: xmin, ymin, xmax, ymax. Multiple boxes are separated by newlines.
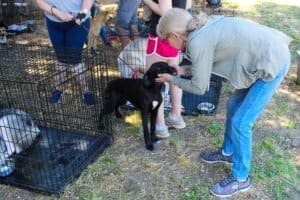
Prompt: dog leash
<box><xmin>117</xmin><ymin>56</ymin><xmax>145</xmax><ymax>78</ymax></box>
<box><xmin>71</xmin><ymin>13</ymin><xmax>90</xmax><ymax>32</ymax></box>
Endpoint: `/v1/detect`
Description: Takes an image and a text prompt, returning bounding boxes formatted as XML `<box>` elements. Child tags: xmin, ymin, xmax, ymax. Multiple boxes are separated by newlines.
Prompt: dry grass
<box><xmin>0</xmin><ymin>0</ymin><xmax>299</xmax><ymax>199</ymax></box>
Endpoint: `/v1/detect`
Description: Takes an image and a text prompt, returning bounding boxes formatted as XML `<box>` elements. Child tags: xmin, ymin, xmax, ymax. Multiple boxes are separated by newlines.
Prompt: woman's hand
<box><xmin>155</xmin><ymin>73</ymin><xmax>173</xmax><ymax>84</ymax></box>
<box><xmin>155</xmin><ymin>65</ymin><xmax>186</xmax><ymax>83</ymax></box>
<box><xmin>75</xmin><ymin>12</ymin><xmax>90</xmax><ymax>25</ymax></box>
<box><xmin>54</xmin><ymin>9</ymin><xmax>74</xmax><ymax>22</ymax></box>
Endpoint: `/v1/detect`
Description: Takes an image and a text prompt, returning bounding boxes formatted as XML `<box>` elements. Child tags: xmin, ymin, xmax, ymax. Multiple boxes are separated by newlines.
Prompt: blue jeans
<box><xmin>116</xmin><ymin>0</ymin><xmax>141</xmax><ymax>33</ymax></box>
<box><xmin>90</xmin><ymin>7</ymin><xmax>110</xmax><ymax>45</ymax></box>
<box><xmin>222</xmin><ymin>63</ymin><xmax>290</xmax><ymax>180</ymax></box>
<box><xmin>46</xmin><ymin>17</ymin><xmax>90</xmax><ymax>64</ymax></box>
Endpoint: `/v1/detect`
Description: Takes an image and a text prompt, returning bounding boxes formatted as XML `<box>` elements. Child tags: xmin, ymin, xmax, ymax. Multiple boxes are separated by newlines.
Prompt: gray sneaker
<box><xmin>139</xmin><ymin>125</ymin><xmax>170</xmax><ymax>138</ymax></box>
<box><xmin>210</xmin><ymin>175</ymin><xmax>251</xmax><ymax>197</ymax></box>
<box><xmin>155</xmin><ymin>126</ymin><xmax>170</xmax><ymax>138</ymax></box>
<box><xmin>200</xmin><ymin>149</ymin><xmax>233</xmax><ymax>165</ymax></box>
<box><xmin>165</xmin><ymin>114</ymin><xmax>186</xmax><ymax>129</ymax></box>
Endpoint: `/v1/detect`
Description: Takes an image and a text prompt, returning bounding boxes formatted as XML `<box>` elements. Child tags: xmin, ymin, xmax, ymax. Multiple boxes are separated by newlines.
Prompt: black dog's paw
<box><xmin>152</xmin><ymin>137</ymin><xmax>161</xmax><ymax>145</ymax></box>
<box><xmin>115</xmin><ymin>109</ymin><xmax>122</xmax><ymax>118</ymax></box>
<box><xmin>146</xmin><ymin>144</ymin><xmax>154</xmax><ymax>151</ymax></box>
<box><xmin>115</xmin><ymin>112</ymin><xmax>122</xmax><ymax>118</ymax></box>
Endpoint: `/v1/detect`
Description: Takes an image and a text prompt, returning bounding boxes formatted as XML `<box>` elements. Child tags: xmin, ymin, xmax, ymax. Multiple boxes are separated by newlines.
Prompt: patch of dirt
<box><xmin>0</xmin><ymin>2</ymin><xmax>299</xmax><ymax>200</ymax></box>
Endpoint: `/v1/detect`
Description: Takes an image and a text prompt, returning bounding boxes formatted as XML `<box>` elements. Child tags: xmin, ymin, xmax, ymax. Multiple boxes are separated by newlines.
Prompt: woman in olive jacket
<box><xmin>156</xmin><ymin>8</ymin><xmax>291</xmax><ymax>198</ymax></box>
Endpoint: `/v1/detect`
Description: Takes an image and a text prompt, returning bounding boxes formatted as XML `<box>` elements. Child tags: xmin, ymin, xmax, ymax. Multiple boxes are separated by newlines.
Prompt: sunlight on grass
<box><xmin>142</xmin><ymin>160</ymin><xmax>162</xmax><ymax>172</ymax></box>
<box><xmin>224</xmin><ymin>0</ymin><xmax>300</xmax><ymax>52</ymax></box>
<box><xmin>286</xmin><ymin>120</ymin><xmax>298</xmax><ymax>129</ymax></box>
<box><xmin>228</xmin><ymin>0</ymin><xmax>299</xmax><ymax>8</ymax></box>
<box><xmin>177</xmin><ymin>155</ymin><xmax>193</xmax><ymax>168</ymax></box>
<box><xmin>124</xmin><ymin>110</ymin><xmax>141</xmax><ymax>126</ymax></box>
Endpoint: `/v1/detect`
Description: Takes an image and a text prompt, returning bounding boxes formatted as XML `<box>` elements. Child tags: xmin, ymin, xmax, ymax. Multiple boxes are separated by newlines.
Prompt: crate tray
<box><xmin>0</xmin><ymin>126</ymin><xmax>112</xmax><ymax>194</ymax></box>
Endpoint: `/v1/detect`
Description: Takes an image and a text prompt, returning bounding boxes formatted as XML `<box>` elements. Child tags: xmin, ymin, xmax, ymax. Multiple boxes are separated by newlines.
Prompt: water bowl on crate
<box><xmin>181</xmin><ymin>74</ymin><xmax>223</xmax><ymax>116</ymax></box>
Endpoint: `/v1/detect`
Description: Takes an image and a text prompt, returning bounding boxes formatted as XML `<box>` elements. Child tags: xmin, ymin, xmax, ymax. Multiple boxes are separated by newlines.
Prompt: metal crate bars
<box><xmin>1</xmin><ymin>0</ymin><xmax>42</xmax><ymax>26</ymax></box>
<box><xmin>0</xmin><ymin>43</ymin><xmax>113</xmax><ymax>193</ymax></box>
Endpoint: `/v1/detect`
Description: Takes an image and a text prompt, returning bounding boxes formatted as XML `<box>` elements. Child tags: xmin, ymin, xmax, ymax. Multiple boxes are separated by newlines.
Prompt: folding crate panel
<box><xmin>0</xmin><ymin>44</ymin><xmax>113</xmax><ymax>193</ymax></box>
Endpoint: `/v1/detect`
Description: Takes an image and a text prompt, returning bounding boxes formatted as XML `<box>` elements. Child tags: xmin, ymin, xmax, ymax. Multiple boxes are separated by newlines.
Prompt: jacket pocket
<box><xmin>242</xmin><ymin>65</ymin><xmax>259</xmax><ymax>78</ymax></box>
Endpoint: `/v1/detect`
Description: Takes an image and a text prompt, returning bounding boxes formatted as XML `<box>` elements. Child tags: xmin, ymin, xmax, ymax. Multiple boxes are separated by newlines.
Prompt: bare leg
<box><xmin>167</xmin><ymin>57</ymin><xmax>182</xmax><ymax>119</ymax></box>
<box><xmin>116</xmin><ymin>26</ymin><xmax>131</xmax><ymax>48</ymax></box>
<box><xmin>129</xmin><ymin>24</ymin><xmax>139</xmax><ymax>41</ymax></box>
<box><xmin>70</xmin><ymin>62</ymin><xmax>89</xmax><ymax>92</ymax></box>
<box><xmin>170</xmin><ymin>83</ymin><xmax>182</xmax><ymax>118</ymax></box>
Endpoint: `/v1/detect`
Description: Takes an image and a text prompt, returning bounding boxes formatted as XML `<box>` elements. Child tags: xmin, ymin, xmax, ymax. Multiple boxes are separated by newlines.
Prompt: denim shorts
<box><xmin>46</xmin><ymin>17</ymin><xmax>90</xmax><ymax>64</ymax></box>
<box><xmin>116</xmin><ymin>0</ymin><xmax>141</xmax><ymax>32</ymax></box>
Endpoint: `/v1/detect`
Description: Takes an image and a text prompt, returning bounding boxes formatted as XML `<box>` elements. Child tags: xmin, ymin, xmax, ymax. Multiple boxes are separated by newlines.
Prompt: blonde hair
<box><xmin>157</xmin><ymin>8</ymin><xmax>208</xmax><ymax>39</ymax></box>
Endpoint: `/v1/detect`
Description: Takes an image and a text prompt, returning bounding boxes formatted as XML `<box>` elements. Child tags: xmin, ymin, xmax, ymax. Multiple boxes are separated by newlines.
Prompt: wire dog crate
<box><xmin>117</xmin><ymin>37</ymin><xmax>147</xmax><ymax>79</ymax></box>
<box><xmin>1</xmin><ymin>0</ymin><xmax>42</xmax><ymax>26</ymax></box>
<box><xmin>0</xmin><ymin>44</ymin><xmax>113</xmax><ymax>193</ymax></box>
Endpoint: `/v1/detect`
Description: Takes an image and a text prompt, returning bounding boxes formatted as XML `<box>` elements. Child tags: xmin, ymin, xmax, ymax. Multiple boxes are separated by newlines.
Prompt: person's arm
<box><xmin>156</xmin><ymin>38</ymin><xmax>214</xmax><ymax>95</ymax></box>
<box><xmin>173</xmin><ymin>40</ymin><xmax>214</xmax><ymax>95</ymax></box>
<box><xmin>143</xmin><ymin>0</ymin><xmax>172</xmax><ymax>16</ymax></box>
<box><xmin>80</xmin><ymin>0</ymin><xmax>94</xmax><ymax>14</ymax></box>
<box><xmin>35</xmin><ymin>0</ymin><xmax>74</xmax><ymax>22</ymax></box>
<box><xmin>35</xmin><ymin>0</ymin><xmax>55</xmax><ymax>16</ymax></box>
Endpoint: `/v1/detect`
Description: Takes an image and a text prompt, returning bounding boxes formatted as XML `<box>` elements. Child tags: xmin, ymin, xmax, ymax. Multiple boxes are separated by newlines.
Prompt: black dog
<box><xmin>99</xmin><ymin>62</ymin><xmax>177</xmax><ymax>151</ymax></box>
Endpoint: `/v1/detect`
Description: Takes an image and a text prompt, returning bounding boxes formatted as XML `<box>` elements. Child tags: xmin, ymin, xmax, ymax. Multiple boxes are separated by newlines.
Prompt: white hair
<box><xmin>157</xmin><ymin>8</ymin><xmax>208</xmax><ymax>39</ymax></box>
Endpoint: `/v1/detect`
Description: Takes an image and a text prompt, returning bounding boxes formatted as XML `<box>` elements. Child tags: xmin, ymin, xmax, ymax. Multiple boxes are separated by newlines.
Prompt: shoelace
<box><xmin>210</xmin><ymin>149</ymin><xmax>223</xmax><ymax>159</ymax></box>
<box><xmin>219</xmin><ymin>175</ymin><xmax>236</xmax><ymax>187</ymax></box>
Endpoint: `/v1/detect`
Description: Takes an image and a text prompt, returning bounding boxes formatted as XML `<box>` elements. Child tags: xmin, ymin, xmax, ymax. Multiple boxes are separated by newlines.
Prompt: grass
<box><xmin>3</xmin><ymin>1</ymin><xmax>299</xmax><ymax>199</ymax></box>
<box><xmin>61</xmin><ymin>2</ymin><xmax>299</xmax><ymax>199</ymax></box>
<box><xmin>272</xmin><ymin>99</ymin><xmax>290</xmax><ymax>117</ymax></box>
<box><xmin>223</xmin><ymin>0</ymin><xmax>300</xmax><ymax>52</ymax></box>
<box><xmin>286</xmin><ymin>120</ymin><xmax>298</xmax><ymax>129</ymax></box>
<box><xmin>182</xmin><ymin>184</ymin><xmax>210</xmax><ymax>200</ymax></box>
<box><xmin>252</xmin><ymin>135</ymin><xmax>300</xmax><ymax>199</ymax></box>
<box><xmin>204</xmin><ymin>120</ymin><xmax>223</xmax><ymax>136</ymax></box>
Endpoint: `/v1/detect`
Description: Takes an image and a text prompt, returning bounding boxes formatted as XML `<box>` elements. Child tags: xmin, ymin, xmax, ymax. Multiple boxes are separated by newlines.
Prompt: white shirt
<box><xmin>45</xmin><ymin>0</ymin><xmax>83</xmax><ymax>22</ymax></box>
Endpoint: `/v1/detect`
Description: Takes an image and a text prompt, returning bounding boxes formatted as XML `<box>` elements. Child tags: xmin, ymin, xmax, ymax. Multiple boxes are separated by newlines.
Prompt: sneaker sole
<box><xmin>139</xmin><ymin>127</ymin><xmax>170</xmax><ymax>138</ymax></box>
<box><xmin>156</xmin><ymin>132</ymin><xmax>170</xmax><ymax>139</ymax></box>
<box><xmin>201</xmin><ymin>158</ymin><xmax>233</xmax><ymax>165</ymax></box>
<box><xmin>210</xmin><ymin>186</ymin><xmax>250</xmax><ymax>198</ymax></box>
<box><xmin>166</xmin><ymin>123</ymin><xmax>186</xmax><ymax>129</ymax></box>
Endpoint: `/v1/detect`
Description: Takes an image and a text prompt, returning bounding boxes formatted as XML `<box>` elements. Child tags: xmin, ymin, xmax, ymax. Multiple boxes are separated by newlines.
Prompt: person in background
<box><xmin>142</xmin><ymin>0</ymin><xmax>192</xmax><ymax>138</ymax></box>
<box><xmin>35</xmin><ymin>0</ymin><xmax>95</xmax><ymax>106</ymax></box>
<box><xmin>155</xmin><ymin>8</ymin><xmax>291</xmax><ymax>197</ymax></box>
<box><xmin>91</xmin><ymin>0</ymin><xmax>112</xmax><ymax>47</ymax></box>
<box><xmin>115</xmin><ymin>0</ymin><xmax>142</xmax><ymax>48</ymax></box>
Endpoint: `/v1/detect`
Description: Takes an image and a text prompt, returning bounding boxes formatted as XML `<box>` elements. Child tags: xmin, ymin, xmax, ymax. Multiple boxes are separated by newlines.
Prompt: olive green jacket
<box><xmin>172</xmin><ymin>16</ymin><xmax>292</xmax><ymax>95</ymax></box>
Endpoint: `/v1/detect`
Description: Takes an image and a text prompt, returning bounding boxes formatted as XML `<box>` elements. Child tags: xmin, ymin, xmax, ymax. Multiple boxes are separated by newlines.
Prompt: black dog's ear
<box><xmin>142</xmin><ymin>74</ymin><xmax>152</xmax><ymax>88</ymax></box>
